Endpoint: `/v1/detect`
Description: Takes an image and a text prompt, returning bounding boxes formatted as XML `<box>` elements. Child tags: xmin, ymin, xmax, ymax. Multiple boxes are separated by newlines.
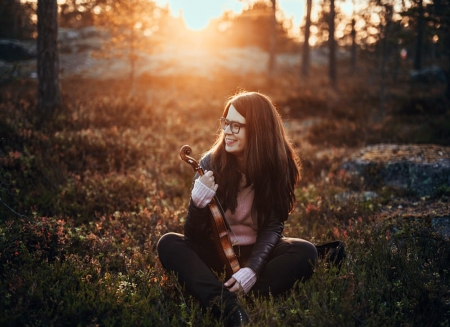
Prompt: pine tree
<box><xmin>93</xmin><ymin>0</ymin><xmax>168</xmax><ymax>92</ymax></box>
<box><xmin>37</xmin><ymin>0</ymin><xmax>62</xmax><ymax>119</ymax></box>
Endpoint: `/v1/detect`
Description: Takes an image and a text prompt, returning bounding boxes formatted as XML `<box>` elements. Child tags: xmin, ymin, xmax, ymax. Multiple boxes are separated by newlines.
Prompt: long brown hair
<box><xmin>208</xmin><ymin>91</ymin><xmax>300</xmax><ymax>226</ymax></box>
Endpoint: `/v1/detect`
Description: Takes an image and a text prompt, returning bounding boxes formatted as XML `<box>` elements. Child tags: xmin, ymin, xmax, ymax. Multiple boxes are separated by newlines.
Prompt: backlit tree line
<box><xmin>0</xmin><ymin>0</ymin><xmax>449</xmax><ymax>115</ymax></box>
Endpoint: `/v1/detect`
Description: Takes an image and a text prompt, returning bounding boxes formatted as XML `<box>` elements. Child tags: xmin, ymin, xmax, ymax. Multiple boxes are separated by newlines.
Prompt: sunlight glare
<box><xmin>309</xmin><ymin>35</ymin><xmax>318</xmax><ymax>47</ymax></box>
<box><xmin>339</xmin><ymin>2</ymin><xmax>353</xmax><ymax>15</ymax></box>
<box><xmin>155</xmin><ymin>0</ymin><xmax>245</xmax><ymax>31</ymax></box>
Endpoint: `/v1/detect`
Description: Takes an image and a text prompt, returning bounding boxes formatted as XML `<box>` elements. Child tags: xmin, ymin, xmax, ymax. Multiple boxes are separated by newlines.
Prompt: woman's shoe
<box><xmin>226</xmin><ymin>305</ymin><xmax>249</xmax><ymax>327</ymax></box>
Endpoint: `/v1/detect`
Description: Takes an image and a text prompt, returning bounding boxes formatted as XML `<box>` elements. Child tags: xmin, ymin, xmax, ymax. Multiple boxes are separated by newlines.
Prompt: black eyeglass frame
<box><xmin>220</xmin><ymin>117</ymin><xmax>246</xmax><ymax>134</ymax></box>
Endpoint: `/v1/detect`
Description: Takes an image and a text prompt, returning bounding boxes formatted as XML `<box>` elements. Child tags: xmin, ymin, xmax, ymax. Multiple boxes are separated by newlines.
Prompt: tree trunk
<box><xmin>378</xmin><ymin>5</ymin><xmax>393</xmax><ymax>121</ymax></box>
<box><xmin>433</xmin><ymin>0</ymin><xmax>450</xmax><ymax>99</ymax></box>
<box><xmin>37</xmin><ymin>0</ymin><xmax>62</xmax><ymax>118</ymax></box>
<box><xmin>0</xmin><ymin>0</ymin><xmax>21</xmax><ymax>39</ymax></box>
<box><xmin>350</xmin><ymin>18</ymin><xmax>357</xmax><ymax>73</ymax></box>
<box><xmin>329</xmin><ymin>0</ymin><xmax>337</xmax><ymax>86</ymax></box>
<box><xmin>129</xmin><ymin>26</ymin><xmax>136</xmax><ymax>95</ymax></box>
<box><xmin>446</xmin><ymin>36</ymin><xmax>450</xmax><ymax>100</ymax></box>
<box><xmin>268</xmin><ymin>0</ymin><xmax>277</xmax><ymax>79</ymax></box>
<box><xmin>301</xmin><ymin>0</ymin><xmax>312</xmax><ymax>77</ymax></box>
<box><xmin>413</xmin><ymin>0</ymin><xmax>424</xmax><ymax>71</ymax></box>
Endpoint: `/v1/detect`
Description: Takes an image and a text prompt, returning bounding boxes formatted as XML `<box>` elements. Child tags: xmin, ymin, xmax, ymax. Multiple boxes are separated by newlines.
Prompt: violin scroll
<box><xmin>180</xmin><ymin>145</ymin><xmax>204</xmax><ymax>175</ymax></box>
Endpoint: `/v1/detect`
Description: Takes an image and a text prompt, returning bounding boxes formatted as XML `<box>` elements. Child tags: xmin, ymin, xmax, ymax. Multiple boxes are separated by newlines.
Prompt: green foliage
<box><xmin>0</xmin><ymin>79</ymin><xmax>193</xmax><ymax>220</ymax></box>
<box><xmin>0</xmin><ymin>83</ymin><xmax>66</xmax><ymax>217</ymax></box>
<box><xmin>348</xmin><ymin>220</ymin><xmax>450</xmax><ymax>326</ymax></box>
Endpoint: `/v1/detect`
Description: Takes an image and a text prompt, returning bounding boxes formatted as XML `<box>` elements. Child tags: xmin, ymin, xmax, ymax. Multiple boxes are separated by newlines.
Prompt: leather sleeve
<box><xmin>184</xmin><ymin>199</ymin><xmax>211</xmax><ymax>241</ymax></box>
<box><xmin>245</xmin><ymin>211</ymin><xmax>284</xmax><ymax>276</ymax></box>
<box><xmin>183</xmin><ymin>154</ymin><xmax>213</xmax><ymax>242</ymax></box>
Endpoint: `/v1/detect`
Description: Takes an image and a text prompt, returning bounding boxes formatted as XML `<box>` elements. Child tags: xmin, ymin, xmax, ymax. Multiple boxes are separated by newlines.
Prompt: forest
<box><xmin>1</xmin><ymin>0</ymin><xmax>449</xmax><ymax>326</ymax></box>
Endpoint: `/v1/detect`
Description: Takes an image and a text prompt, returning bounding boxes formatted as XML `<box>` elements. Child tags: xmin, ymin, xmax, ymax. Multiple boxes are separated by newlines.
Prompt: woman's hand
<box><xmin>199</xmin><ymin>170</ymin><xmax>218</xmax><ymax>192</ymax></box>
<box><xmin>191</xmin><ymin>170</ymin><xmax>218</xmax><ymax>208</ymax></box>
<box><xmin>224</xmin><ymin>277</ymin><xmax>242</xmax><ymax>293</ymax></box>
<box><xmin>226</xmin><ymin>268</ymin><xmax>257</xmax><ymax>294</ymax></box>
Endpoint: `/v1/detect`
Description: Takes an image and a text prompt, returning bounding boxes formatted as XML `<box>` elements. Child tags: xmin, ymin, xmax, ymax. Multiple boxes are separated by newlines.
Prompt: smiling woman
<box><xmin>155</xmin><ymin>0</ymin><xmax>245</xmax><ymax>31</ymax></box>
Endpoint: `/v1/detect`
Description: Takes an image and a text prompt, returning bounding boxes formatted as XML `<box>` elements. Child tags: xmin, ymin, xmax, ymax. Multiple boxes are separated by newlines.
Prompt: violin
<box><xmin>180</xmin><ymin>145</ymin><xmax>241</xmax><ymax>277</ymax></box>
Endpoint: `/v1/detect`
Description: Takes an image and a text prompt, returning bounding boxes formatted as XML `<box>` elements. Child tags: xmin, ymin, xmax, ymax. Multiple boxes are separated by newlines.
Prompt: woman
<box><xmin>157</xmin><ymin>91</ymin><xmax>318</xmax><ymax>327</ymax></box>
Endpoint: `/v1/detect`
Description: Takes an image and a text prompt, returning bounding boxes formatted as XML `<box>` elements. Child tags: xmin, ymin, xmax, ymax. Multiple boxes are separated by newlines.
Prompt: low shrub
<box><xmin>1</xmin><ymin>75</ymin><xmax>449</xmax><ymax>326</ymax></box>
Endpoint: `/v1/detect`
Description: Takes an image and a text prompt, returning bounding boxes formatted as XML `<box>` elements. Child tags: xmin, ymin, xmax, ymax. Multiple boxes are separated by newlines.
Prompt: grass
<box><xmin>1</xmin><ymin>70</ymin><xmax>449</xmax><ymax>326</ymax></box>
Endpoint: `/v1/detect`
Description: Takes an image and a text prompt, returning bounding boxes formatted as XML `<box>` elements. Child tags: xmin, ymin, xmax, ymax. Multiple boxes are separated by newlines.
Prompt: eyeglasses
<box><xmin>220</xmin><ymin>118</ymin><xmax>246</xmax><ymax>134</ymax></box>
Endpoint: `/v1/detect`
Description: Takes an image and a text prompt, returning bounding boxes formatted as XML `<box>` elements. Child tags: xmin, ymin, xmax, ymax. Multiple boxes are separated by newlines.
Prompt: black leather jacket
<box><xmin>184</xmin><ymin>154</ymin><xmax>284</xmax><ymax>276</ymax></box>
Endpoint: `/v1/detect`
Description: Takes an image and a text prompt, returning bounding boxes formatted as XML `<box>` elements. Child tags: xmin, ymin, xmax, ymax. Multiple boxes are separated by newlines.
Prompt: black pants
<box><xmin>157</xmin><ymin>232</ymin><xmax>318</xmax><ymax>310</ymax></box>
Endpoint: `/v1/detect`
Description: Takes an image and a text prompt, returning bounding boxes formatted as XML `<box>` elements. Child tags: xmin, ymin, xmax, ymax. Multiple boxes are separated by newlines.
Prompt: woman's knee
<box><xmin>303</xmin><ymin>240</ymin><xmax>319</xmax><ymax>262</ymax></box>
<box><xmin>291</xmin><ymin>240</ymin><xmax>318</xmax><ymax>279</ymax></box>
<box><xmin>288</xmin><ymin>239</ymin><xmax>318</xmax><ymax>265</ymax></box>
<box><xmin>157</xmin><ymin>232</ymin><xmax>184</xmax><ymax>259</ymax></box>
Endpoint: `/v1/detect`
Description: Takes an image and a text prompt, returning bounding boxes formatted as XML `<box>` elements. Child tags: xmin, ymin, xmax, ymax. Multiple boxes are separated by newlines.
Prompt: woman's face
<box><xmin>223</xmin><ymin>104</ymin><xmax>247</xmax><ymax>158</ymax></box>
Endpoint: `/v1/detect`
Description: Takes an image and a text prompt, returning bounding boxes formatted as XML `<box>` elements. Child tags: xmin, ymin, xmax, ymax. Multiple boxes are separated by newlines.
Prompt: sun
<box><xmin>155</xmin><ymin>0</ymin><xmax>245</xmax><ymax>31</ymax></box>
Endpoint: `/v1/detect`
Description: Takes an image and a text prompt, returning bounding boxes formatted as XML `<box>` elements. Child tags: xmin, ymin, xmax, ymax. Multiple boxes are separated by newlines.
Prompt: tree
<box><xmin>413</xmin><ymin>0</ymin><xmax>424</xmax><ymax>70</ymax></box>
<box><xmin>350</xmin><ymin>17</ymin><xmax>357</xmax><ymax>73</ymax></box>
<box><xmin>37</xmin><ymin>0</ymin><xmax>62</xmax><ymax>118</ymax></box>
<box><xmin>59</xmin><ymin>0</ymin><xmax>104</xmax><ymax>28</ymax></box>
<box><xmin>0</xmin><ymin>0</ymin><xmax>35</xmax><ymax>39</ymax></box>
<box><xmin>268</xmin><ymin>0</ymin><xmax>277</xmax><ymax>78</ymax></box>
<box><xmin>378</xmin><ymin>3</ymin><xmax>394</xmax><ymax>120</ymax></box>
<box><xmin>432</xmin><ymin>0</ymin><xmax>450</xmax><ymax>99</ymax></box>
<box><xmin>94</xmin><ymin>0</ymin><xmax>168</xmax><ymax>92</ymax></box>
<box><xmin>206</xmin><ymin>1</ymin><xmax>293</xmax><ymax>53</ymax></box>
<box><xmin>399</xmin><ymin>0</ymin><xmax>450</xmax><ymax>97</ymax></box>
<box><xmin>301</xmin><ymin>0</ymin><xmax>313</xmax><ymax>77</ymax></box>
<box><xmin>329</xmin><ymin>0</ymin><xmax>337</xmax><ymax>86</ymax></box>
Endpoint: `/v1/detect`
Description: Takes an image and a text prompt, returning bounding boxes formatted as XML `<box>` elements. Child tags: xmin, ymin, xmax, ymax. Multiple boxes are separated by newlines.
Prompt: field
<box><xmin>1</xmin><ymin>61</ymin><xmax>449</xmax><ymax>326</ymax></box>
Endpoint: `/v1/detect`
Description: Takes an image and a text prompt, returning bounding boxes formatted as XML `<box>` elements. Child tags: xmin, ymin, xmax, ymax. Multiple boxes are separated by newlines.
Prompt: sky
<box><xmin>155</xmin><ymin>0</ymin><xmax>309</xmax><ymax>32</ymax></box>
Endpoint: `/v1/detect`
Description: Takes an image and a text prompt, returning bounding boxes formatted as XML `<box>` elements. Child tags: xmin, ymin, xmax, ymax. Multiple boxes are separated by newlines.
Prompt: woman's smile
<box><xmin>225</xmin><ymin>137</ymin><xmax>237</xmax><ymax>145</ymax></box>
<box><xmin>224</xmin><ymin>105</ymin><xmax>247</xmax><ymax>156</ymax></box>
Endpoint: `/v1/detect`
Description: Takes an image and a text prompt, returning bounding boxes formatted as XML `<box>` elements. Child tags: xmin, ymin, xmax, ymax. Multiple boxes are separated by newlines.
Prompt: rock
<box><xmin>59</xmin><ymin>26</ymin><xmax>105</xmax><ymax>43</ymax></box>
<box><xmin>59</xmin><ymin>27</ymin><xmax>105</xmax><ymax>54</ymax></box>
<box><xmin>432</xmin><ymin>216</ymin><xmax>450</xmax><ymax>240</ymax></box>
<box><xmin>340</xmin><ymin>144</ymin><xmax>450</xmax><ymax>197</ymax></box>
<box><xmin>410</xmin><ymin>66</ymin><xmax>447</xmax><ymax>85</ymax></box>
<box><xmin>380</xmin><ymin>200</ymin><xmax>450</xmax><ymax>241</ymax></box>
<box><xmin>334</xmin><ymin>191</ymin><xmax>379</xmax><ymax>203</ymax></box>
<box><xmin>0</xmin><ymin>39</ymin><xmax>36</xmax><ymax>62</ymax></box>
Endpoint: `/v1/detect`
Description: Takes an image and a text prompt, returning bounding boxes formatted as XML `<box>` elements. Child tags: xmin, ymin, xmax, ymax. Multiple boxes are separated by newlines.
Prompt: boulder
<box><xmin>410</xmin><ymin>66</ymin><xmax>447</xmax><ymax>85</ymax></box>
<box><xmin>340</xmin><ymin>144</ymin><xmax>450</xmax><ymax>197</ymax></box>
<box><xmin>379</xmin><ymin>201</ymin><xmax>450</xmax><ymax>241</ymax></box>
<box><xmin>0</xmin><ymin>39</ymin><xmax>36</xmax><ymax>62</ymax></box>
<box><xmin>59</xmin><ymin>27</ymin><xmax>105</xmax><ymax>54</ymax></box>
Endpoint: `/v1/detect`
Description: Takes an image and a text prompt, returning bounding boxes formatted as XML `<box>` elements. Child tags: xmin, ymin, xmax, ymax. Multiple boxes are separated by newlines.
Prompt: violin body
<box><xmin>180</xmin><ymin>145</ymin><xmax>241</xmax><ymax>277</ymax></box>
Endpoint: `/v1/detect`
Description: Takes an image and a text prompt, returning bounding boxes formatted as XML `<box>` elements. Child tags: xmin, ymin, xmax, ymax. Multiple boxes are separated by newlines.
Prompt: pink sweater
<box><xmin>225</xmin><ymin>184</ymin><xmax>257</xmax><ymax>246</ymax></box>
<box><xmin>192</xmin><ymin>176</ymin><xmax>257</xmax><ymax>246</ymax></box>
